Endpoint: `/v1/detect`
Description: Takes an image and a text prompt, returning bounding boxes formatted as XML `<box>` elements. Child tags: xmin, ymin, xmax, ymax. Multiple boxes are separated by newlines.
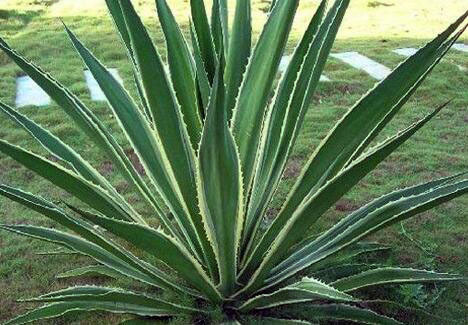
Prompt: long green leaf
<box><xmin>190</xmin><ymin>22</ymin><xmax>212</xmax><ymax>112</ymax></box>
<box><xmin>116</xmin><ymin>1</ymin><xmax>213</xmax><ymax>264</ymax></box>
<box><xmin>21</xmin><ymin>286</ymin><xmax>196</xmax><ymax>314</ymax></box>
<box><xmin>190</xmin><ymin>0</ymin><xmax>217</xmax><ymax>82</ymax></box>
<box><xmin>6</xmin><ymin>287</ymin><xmax>194</xmax><ymax>325</ymax></box>
<box><xmin>64</xmin><ymin>23</ymin><xmax>202</xmax><ymax>254</ymax></box>
<box><xmin>262</xmin><ymin>12</ymin><xmax>467</xmax><ymax>255</ymax></box>
<box><xmin>73</xmin><ymin>211</ymin><xmax>222</xmax><ymax>303</ymax></box>
<box><xmin>283</xmin><ymin>172</ymin><xmax>465</xmax><ymax>278</ymax></box>
<box><xmin>283</xmin><ymin>303</ymin><xmax>403</xmax><ymax>325</ymax></box>
<box><xmin>241</xmin><ymin>0</ymin><xmax>333</xmax><ymax>261</ymax></box>
<box><xmin>0</xmin><ymin>140</ymin><xmax>132</xmax><ymax>222</ymax></box>
<box><xmin>105</xmin><ymin>0</ymin><xmax>154</xmax><ymax>120</ymax></box>
<box><xmin>225</xmin><ymin>0</ymin><xmax>251</xmax><ymax>120</ymax></box>
<box><xmin>0</xmin><ymin>100</ymin><xmax>143</xmax><ymax>224</ymax></box>
<box><xmin>239</xmin><ymin>277</ymin><xmax>355</xmax><ymax>312</ymax></box>
<box><xmin>56</xmin><ymin>265</ymin><xmax>121</xmax><ymax>279</ymax></box>
<box><xmin>0</xmin><ymin>186</ymin><xmax>194</xmax><ymax>295</ymax></box>
<box><xmin>331</xmin><ymin>267</ymin><xmax>463</xmax><ymax>292</ymax></box>
<box><xmin>361</xmin><ymin>299</ymin><xmax>464</xmax><ymax>324</ymax></box>
<box><xmin>313</xmin><ymin>264</ymin><xmax>382</xmax><ymax>283</ymax></box>
<box><xmin>211</xmin><ymin>0</ymin><xmax>228</xmax><ymax>56</ymax></box>
<box><xmin>231</xmin><ymin>0</ymin><xmax>300</xmax><ymax>197</ymax></box>
<box><xmin>156</xmin><ymin>0</ymin><xmax>202</xmax><ymax>148</ymax></box>
<box><xmin>238</xmin><ymin>103</ymin><xmax>450</xmax><ymax>294</ymax></box>
<box><xmin>197</xmin><ymin>54</ymin><xmax>243</xmax><ymax>295</ymax></box>
<box><xmin>246</xmin><ymin>318</ymin><xmax>311</xmax><ymax>324</ymax></box>
<box><xmin>0</xmin><ymin>36</ymin><xmax>164</xmax><ymax>232</ymax></box>
<box><xmin>268</xmin><ymin>177</ymin><xmax>468</xmax><ymax>288</ymax></box>
<box><xmin>0</xmin><ymin>224</ymin><xmax>188</xmax><ymax>293</ymax></box>
<box><xmin>240</xmin><ymin>24</ymin><xmax>464</xmax><ymax>271</ymax></box>
<box><xmin>305</xmin><ymin>241</ymin><xmax>390</xmax><ymax>273</ymax></box>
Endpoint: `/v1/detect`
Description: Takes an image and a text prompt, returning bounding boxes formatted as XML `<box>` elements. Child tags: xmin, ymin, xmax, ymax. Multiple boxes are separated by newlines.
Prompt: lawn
<box><xmin>0</xmin><ymin>0</ymin><xmax>467</xmax><ymax>324</ymax></box>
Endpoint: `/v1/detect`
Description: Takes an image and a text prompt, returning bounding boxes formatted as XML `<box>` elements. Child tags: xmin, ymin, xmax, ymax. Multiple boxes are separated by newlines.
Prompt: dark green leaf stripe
<box><xmin>211</xmin><ymin>0</ymin><xmax>228</xmax><ymax>56</ymax></box>
<box><xmin>190</xmin><ymin>22</ymin><xmax>211</xmax><ymax>112</ymax></box>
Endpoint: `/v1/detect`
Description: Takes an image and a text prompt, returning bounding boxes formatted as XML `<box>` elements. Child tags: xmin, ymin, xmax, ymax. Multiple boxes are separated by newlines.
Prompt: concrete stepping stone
<box><xmin>393</xmin><ymin>47</ymin><xmax>466</xmax><ymax>71</ymax></box>
<box><xmin>330</xmin><ymin>52</ymin><xmax>391</xmax><ymax>80</ymax></box>
<box><xmin>84</xmin><ymin>68</ymin><xmax>123</xmax><ymax>101</ymax></box>
<box><xmin>15</xmin><ymin>76</ymin><xmax>51</xmax><ymax>108</ymax></box>
<box><xmin>453</xmin><ymin>43</ymin><xmax>468</xmax><ymax>53</ymax></box>
<box><xmin>279</xmin><ymin>55</ymin><xmax>331</xmax><ymax>82</ymax></box>
<box><xmin>392</xmin><ymin>48</ymin><xmax>418</xmax><ymax>57</ymax></box>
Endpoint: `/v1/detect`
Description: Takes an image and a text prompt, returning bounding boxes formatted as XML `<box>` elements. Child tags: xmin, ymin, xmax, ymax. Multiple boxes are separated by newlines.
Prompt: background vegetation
<box><xmin>0</xmin><ymin>0</ymin><xmax>466</xmax><ymax>323</ymax></box>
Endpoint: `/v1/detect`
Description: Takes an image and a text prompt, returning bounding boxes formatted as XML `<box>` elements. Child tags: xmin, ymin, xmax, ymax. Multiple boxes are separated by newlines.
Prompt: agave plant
<box><xmin>0</xmin><ymin>0</ymin><xmax>466</xmax><ymax>324</ymax></box>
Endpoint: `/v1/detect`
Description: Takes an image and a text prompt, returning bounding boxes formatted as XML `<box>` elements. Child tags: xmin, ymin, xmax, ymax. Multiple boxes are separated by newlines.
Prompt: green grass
<box><xmin>0</xmin><ymin>0</ymin><xmax>467</xmax><ymax>323</ymax></box>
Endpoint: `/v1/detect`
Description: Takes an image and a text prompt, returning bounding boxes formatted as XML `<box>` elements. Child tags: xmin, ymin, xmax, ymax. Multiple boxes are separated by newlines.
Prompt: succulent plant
<box><xmin>0</xmin><ymin>0</ymin><xmax>466</xmax><ymax>324</ymax></box>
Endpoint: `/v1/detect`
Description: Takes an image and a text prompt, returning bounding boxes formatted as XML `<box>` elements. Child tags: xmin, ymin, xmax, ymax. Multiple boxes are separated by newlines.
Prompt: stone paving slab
<box><xmin>393</xmin><ymin>48</ymin><xmax>418</xmax><ymax>57</ymax></box>
<box><xmin>330</xmin><ymin>52</ymin><xmax>391</xmax><ymax>80</ymax></box>
<box><xmin>15</xmin><ymin>76</ymin><xmax>50</xmax><ymax>108</ymax></box>
<box><xmin>279</xmin><ymin>55</ymin><xmax>331</xmax><ymax>81</ymax></box>
<box><xmin>84</xmin><ymin>68</ymin><xmax>124</xmax><ymax>101</ymax></box>
<box><xmin>453</xmin><ymin>43</ymin><xmax>468</xmax><ymax>53</ymax></box>
<box><xmin>394</xmin><ymin>47</ymin><xmax>466</xmax><ymax>71</ymax></box>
